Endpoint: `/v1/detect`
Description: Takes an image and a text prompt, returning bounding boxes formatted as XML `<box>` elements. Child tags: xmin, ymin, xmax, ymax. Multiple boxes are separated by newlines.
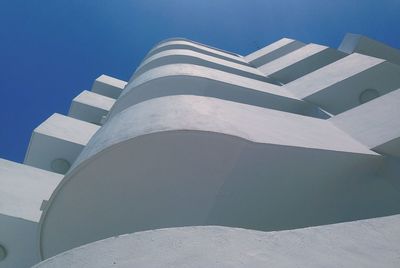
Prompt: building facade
<box><xmin>1</xmin><ymin>33</ymin><xmax>400</xmax><ymax>267</ymax></box>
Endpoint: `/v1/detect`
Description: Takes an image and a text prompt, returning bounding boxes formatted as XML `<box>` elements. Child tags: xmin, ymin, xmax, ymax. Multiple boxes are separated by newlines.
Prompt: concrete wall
<box><xmin>35</xmin><ymin>215</ymin><xmax>400</xmax><ymax>268</ymax></box>
<box><xmin>0</xmin><ymin>159</ymin><xmax>62</xmax><ymax>267</ymax></box>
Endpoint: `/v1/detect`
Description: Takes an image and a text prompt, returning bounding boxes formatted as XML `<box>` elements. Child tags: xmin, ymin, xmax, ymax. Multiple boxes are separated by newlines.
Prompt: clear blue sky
<box><xmin>1</xmin><ymin>0</ymin><xmax>399</xmax><ymax>162</ymax></box>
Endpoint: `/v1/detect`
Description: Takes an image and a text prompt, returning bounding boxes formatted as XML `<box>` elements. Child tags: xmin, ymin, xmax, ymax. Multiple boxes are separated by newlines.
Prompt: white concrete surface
<box><xmin>339</xmin><ymin>33</ymin><xmax>400</xmax><ymax>65</ymax></box>
<box><xmin>109</xmin><ymin>64</ymin><xmax>328</xmax><ymax>119</ymax></box>
<box><xmin>80</xmin><ymin>95</ymin><xmax>375</xmax><ymax>165</ymax></box>
<box><xmin>131</xmin><ymin>49</ymin><xmax>272</xmax><ymax>83</ymax></box>
<box><xmin>285</xmin><ymin>53</ymin><xmax>400</xmax><ymax>114</ymax></box>
<box><xmin>245</xmin><ymin>38</ymin><xmax>306</xmax><ymax>67</ymax></box>
<box><xmin>145</xmin><ymin>39</ymin><xmax>247</xmax><ymax>65</ymax></box>
<box><xmin>0</xmin><ymin>159</ymin><xmax>62</xmax><ymax>268</ymax></box>
<box><xmin>68</xmin><ymin>90</ymin><xmax>115</xmax><ymax>125</ymax></box>
<box><xmin>24</xmin><ymin>113</ymin><xmax>100</xmax><ymax>174</ymax></box>
<box><xmin>331</xmin><ymin>88</ymin><xmax>400</xmax><ymax>156</ymax></box>
<box><xmin>35</xmin><ymin>215</ymin><xmax>400</xmax><ymax>268</ymax></box>
<box><xmin>0</xmin><ymin>159</ymin><xmax>62</xmax><ymax>222</ymax></box>
<box><xmin>0</xmin><ymin>215</ymin><xmax>39</xmax><ymax>268</ymax></box>
<box><xmin>91</xmin><ymin>75</ymin><xmax>127</xmax><ymax>99</ymax></box>
<box><xmin>157</xmin><ymin>38</ymin><xmax>243</xmax><ymax>56</ymax></box>
<box><xmin>123</xmin><ymin>64</ymin><xmax>285</xmax><ymax>98</ymax></box>
<box><xmin>258</xmin><ymin>44</ymin><xmax>346</xmax><ymax>83</ymax></box>
<box><xmin>285</xmin><ymin>53</ymin><xmax>383</xmax><ymax>98</ymax></box>
<box><xmin>39</xmin><ymin>95</ymin><xmax>400</xmax><ymax>259</ymax></box>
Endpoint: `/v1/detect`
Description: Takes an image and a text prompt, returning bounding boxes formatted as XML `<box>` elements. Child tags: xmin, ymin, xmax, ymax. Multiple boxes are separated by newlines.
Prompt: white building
<box><xmin>1</xmin><ymin>33</ymin><xmax>400</xmax><ymax>267</ymax></box>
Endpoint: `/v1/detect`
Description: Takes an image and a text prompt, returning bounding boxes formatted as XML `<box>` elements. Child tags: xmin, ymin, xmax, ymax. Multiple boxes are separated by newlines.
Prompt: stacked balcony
<box><xmin>2</xmin><ymin>34</ymin><xmax>400</xmax><ymax>267</ymax></box>
<box><xmin>35</xmin><ymin>35</ymin><xmax>400</xmax><ymax>260</ymax></box>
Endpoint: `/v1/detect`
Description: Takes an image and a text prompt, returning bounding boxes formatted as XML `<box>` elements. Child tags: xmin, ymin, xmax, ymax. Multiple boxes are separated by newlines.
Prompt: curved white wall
<box><xmin>28</xmin><ymin>35</ymin><xmax>400</xmax><ymax>265</ymax></box>
<box><xmin>108</xmin><ymin>64</ymin><xmax>327</xmax><ymax>120</ymax></box>
<box><xmin>145</xmin><ymin>39</ymin><xmax>247</xmax><ymax>65</ymax></box>
<box><xmin>35</xmin><ymin>215</ymin><xmax>400</xmax><ymax>268</ymax></box>
<box><xmin>130</xmin><ymin>49</ymin><xmax>272</xmax><ymax>83</ymax></box>
<box><xmin>39</xmin><ymin>95</ymin><xmax>400</xmax><ymax>259</ymax></box>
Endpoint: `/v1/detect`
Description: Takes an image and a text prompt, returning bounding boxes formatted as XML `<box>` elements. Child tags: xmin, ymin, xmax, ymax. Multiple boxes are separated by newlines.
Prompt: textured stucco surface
<box><xmin>72</xmin><ymin>90</ymin><xmax>115</xmax><ymax>111</ymax></box>
<box><xmin>0</xmin><ymin>159</ymin><xmax>62</xmax><ymax>267</ymax></box>
<box><xmin>34</xmin><ymin>113</ymin><xmax>100</xmax><ymax>145</ymax></box>
<box><xmin>39</xmin><ymin>95</ymin><xmax>397</xmax><ymax>258</ymax></box>
<box><xmin>108</xmin><ymin>64</ymin><xmax>327</xmax><ymax>120</ymax></box>
<box><xmin>146</xmin><ymin>39</ymin><xmax>247</xmax><ymax>65</ymax></box>
<box><xmin>0</xmin><ymin>158</ymin><xmax>62</xmax><ymax>222</ymax></box>
<box><xmin>259</xmin><ymin>43</ymin><xmax>329</xmax><ymax>75</ymax></box>
<box><xmin>69</xmin><ymin>90</ymin><xmax>115</xmax><ymax>124</ymax></box>
<box><xmin>80</xmin><ymin>95</ymin><xmax>375</xmax><ymax>166</ymax></box>
<box><xmin>91</xmin><ymin>74</ymin><xmax>127</xmax><ymax>99</ymax></box>
<box><xmin>131</xmin><ymin>49</ymin><xmax>268</xmax><ymax>82</ymax></box>
<box><xmin>285</xmin><ymin>53</ymin><xmax>384</xmax><ymax>98</ymax></box>
<box><xmin>331</xmin><ymin>88</ymin><xmax>400</xmax><ymax>150</ymax></box>
<box><xmin>36</xmin><ymin>215</ymin><xmax>400</xmax><ymax>268</ymax></box>
<box><xmin>245</xmin><ymin>38</ymin><xmax>306</xmax><ymax>67</ymax></box>
<box><xmin>339</xmin><ymin>33</ymin><xmax>400</xmax><ymax>65</ymax></box>
<box><xmin>24</xmin><ymin>114</ymin><xmax>100</xmax><ymax>173</ymax></box>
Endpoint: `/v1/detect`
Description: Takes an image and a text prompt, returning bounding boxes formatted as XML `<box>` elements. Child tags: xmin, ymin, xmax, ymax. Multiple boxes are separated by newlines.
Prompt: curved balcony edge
<box><xmin>35</xmin><ymin>216</ymin><xmax>400</xmax><ymax>268</ymax></box>
<box><xmin>150</xmin><ymin>37</ymin><xmax>243</xmax><ymax>57</ymax></box>
<box><xmin>37</xmin><ymin>95</ymin><xmax>385</xmax><ymax>259</ymax></box>
<box><xmin>143</xmin><ymin>40</ymin><xmax>248</xmax><ymax>67</ymax></box>
<box><xmin>110</xmin><ymin>64</ymin><xmax>328</xmax><ymax>120</ymax></box>
<box><xmin>129</xmin><ymin>49</ymin><xmax>272</xmax><ymax>84</ymax></box>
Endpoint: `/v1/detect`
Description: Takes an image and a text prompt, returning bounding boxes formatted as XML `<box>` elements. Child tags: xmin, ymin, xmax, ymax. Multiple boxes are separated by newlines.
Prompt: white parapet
<box><xmin>0</xmin><ymin>159</ymin><xmax>62</xmax><ymax>268</ymax></box>
<box><xmin>91</xmin><ymin>74</ymin><xmax>127</xmax><ymax>99</ymax></box>
<box><xmin>24</xmin><ymin>113</ymin><xmax>100</xmax><ymax>174</ymax></box>
<box><xmin>68</xmin><ymin>90</ymin><xmax>115</xmax><ymax>125</ymax></box>
<box><xmin>245</xmin><ymin>38</ymin><xmax>306</xmax><ymax>67</ymax></box>
<box><xmin>35</xmin><ymin>215</ymin><xmax>400</xmax><ymax>268</ymax></box>
<box><xmin>145</xmin><ymin>39</ymin><xmax>248</xmax><ymax>65</ymax></box>
<box><xmin>258</xmin><ymin>43</ymin><xmax>346</xmax><ymax>84</ymax></box>
<box><xmin>108</xmin><ymin>63</ymin><xmax>328</xmax><ymax>120</ymax></box>
<box><xmin>330</xmin><ymin>88</ymin><xmax>400</xmax><ymax>157</ymax></box>
<box><xmin>130</xmin><ymin>49</ymin><xmax>271</xmax><ymax>83</ymax></box>
<box><xmin>284</xmin><ymin>53</ymin><xmax>400</xmax><ymax>114</ymax></box>
<box><xmin>339</xmin><ymin>33</ymin><xmax>400</xmax><ymax>65</ymax></box>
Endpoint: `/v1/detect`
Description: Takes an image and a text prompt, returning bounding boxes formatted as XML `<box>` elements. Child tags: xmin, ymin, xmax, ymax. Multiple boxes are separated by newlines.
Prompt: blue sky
<box><xmin>1</xmin><ymin>0</ymin><xmax>399</xmax><ymax>162</ymax></box>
